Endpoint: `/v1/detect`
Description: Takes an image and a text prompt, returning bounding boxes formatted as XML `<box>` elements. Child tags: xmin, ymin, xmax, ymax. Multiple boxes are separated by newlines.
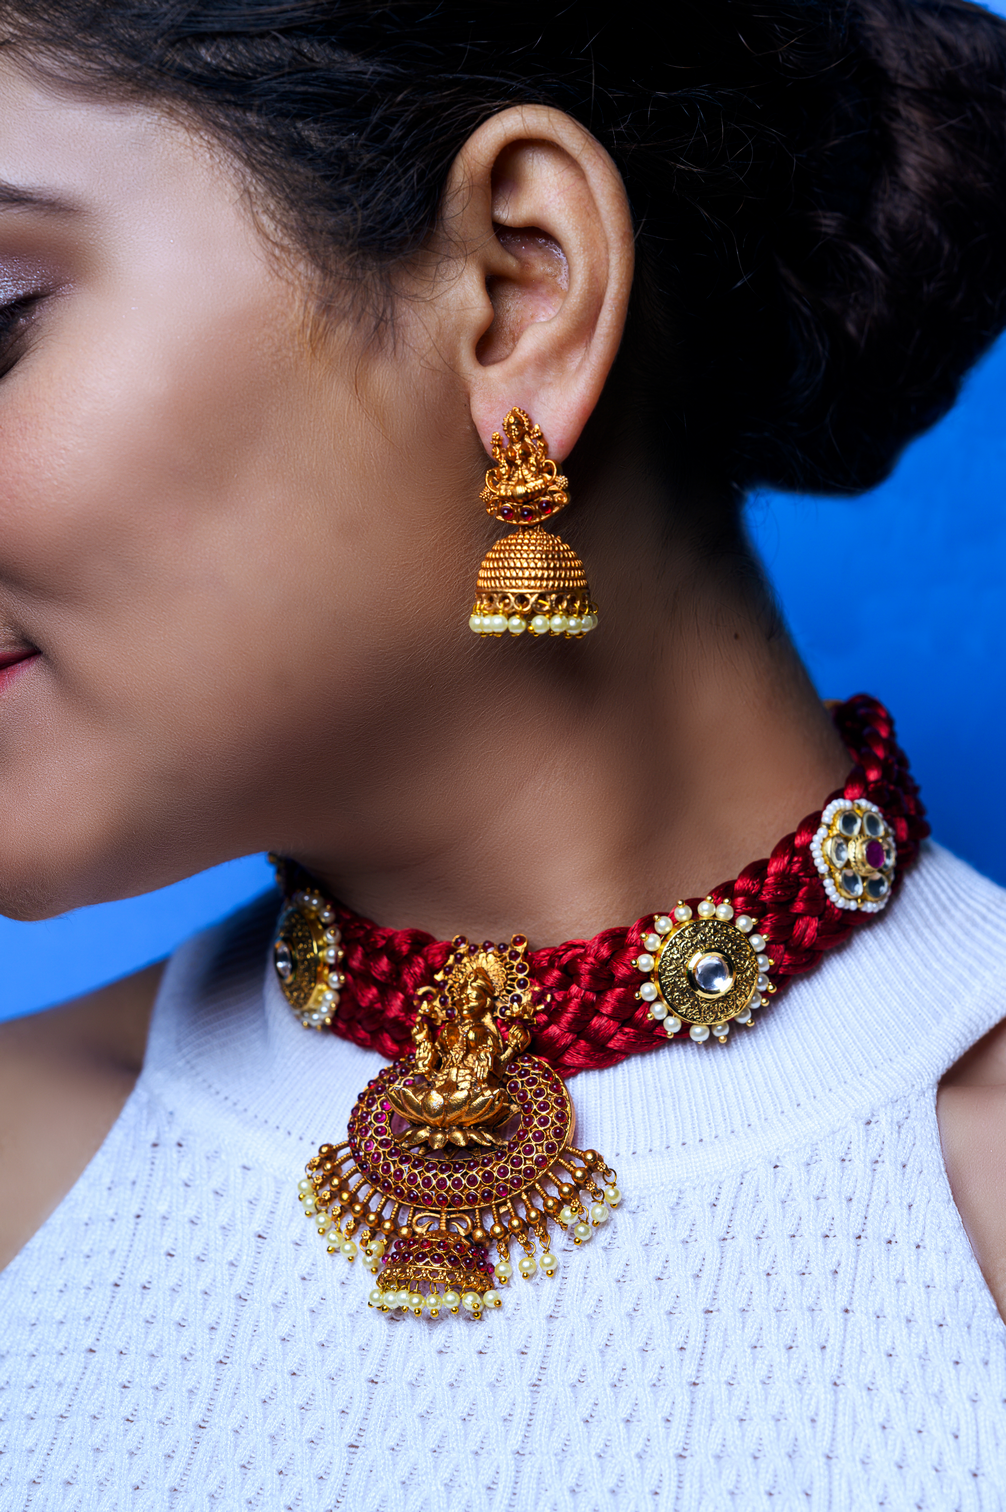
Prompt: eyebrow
<box><xmin>0</xmin><ymin>179</ymin><xmax>79</xmax><ymax>214</ymax></box>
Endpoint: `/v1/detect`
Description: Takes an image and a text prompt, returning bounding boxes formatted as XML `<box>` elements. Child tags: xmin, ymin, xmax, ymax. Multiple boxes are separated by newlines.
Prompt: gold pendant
<box><xmin>297</xmin><ymin>935</ymin><xmax>619</xmax><ymax>1319</ymax></box>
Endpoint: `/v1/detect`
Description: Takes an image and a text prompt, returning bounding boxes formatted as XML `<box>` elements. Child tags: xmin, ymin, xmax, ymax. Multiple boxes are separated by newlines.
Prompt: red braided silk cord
<box><xmin>290</xmin><ymin>695</ymin><xmax>927</xmax><ymax>1079</ymax></box>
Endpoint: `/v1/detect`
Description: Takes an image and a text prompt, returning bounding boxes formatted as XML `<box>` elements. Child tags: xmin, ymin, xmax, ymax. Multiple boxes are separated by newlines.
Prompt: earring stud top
<box><xmin>479</xmin><ymin>408</ymin><xmax>570</xmax><ymax>526</ymax></box>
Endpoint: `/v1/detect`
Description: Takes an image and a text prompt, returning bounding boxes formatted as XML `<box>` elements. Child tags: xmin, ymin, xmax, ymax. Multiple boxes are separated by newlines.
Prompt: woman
<box><xmin>2</xmin><ymin>0</ymin><xmax>1006</xmax><ymax>1505</ymax></box>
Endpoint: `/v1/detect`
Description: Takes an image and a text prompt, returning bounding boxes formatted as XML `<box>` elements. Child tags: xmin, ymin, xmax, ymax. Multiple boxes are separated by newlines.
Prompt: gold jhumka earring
<box><xmin>468</xmin><ymin>408</ymin><xmax>598</xmax><ymax>639</ymax></box>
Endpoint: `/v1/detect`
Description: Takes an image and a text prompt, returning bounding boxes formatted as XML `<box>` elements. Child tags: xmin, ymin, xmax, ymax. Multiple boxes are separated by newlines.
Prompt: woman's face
<box><xmin>0</xmin><ymin>60</ymin><xmax>484</xmax><ymax>918</ymax></box>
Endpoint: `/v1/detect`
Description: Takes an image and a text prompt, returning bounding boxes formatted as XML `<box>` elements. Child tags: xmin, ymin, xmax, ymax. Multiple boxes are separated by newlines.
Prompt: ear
<box><xmin>430</xmin><ymin>106</ymin><xmax>635</xmax><ymax>461</ymax></box>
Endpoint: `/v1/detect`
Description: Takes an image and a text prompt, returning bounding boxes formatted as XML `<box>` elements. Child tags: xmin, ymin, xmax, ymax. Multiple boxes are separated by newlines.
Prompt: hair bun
<box><xmin>625</xmin><ymin>0</ymin><xmax>1006</xmax><ymax>492</ymax></box>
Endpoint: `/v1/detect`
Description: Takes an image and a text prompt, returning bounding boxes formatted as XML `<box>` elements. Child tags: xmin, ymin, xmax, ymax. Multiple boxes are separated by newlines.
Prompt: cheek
<box><xmin>0</xmin><ymin>300</ymin><xmax>466</xmax><ymax>913</ymax></box>
<box><xmin>0</xmin><ymin>304</ymin><xmax>308</xmax><ymax>901</ymax></box>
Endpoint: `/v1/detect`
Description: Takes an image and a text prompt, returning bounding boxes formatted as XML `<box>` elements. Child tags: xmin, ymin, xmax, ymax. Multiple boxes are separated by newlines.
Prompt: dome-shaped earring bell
<box><xmin>469</xmin><ymin>408</ymin><xmax>598</xmax><ymax>639</ymax></box>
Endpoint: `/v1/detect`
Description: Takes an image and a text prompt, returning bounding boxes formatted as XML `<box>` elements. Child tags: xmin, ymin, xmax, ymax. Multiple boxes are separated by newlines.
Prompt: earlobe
<box><xmin>435</xmin><ymin>106</ymin><xmax>635</xmax><ymax>461</ymax></box>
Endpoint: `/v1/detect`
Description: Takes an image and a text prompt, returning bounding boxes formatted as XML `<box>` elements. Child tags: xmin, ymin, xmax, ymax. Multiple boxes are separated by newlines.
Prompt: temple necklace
<box><xmin>272</xmin><ymin>695</ymin><xmax>927</xmax><ymax>1321</ymax></box>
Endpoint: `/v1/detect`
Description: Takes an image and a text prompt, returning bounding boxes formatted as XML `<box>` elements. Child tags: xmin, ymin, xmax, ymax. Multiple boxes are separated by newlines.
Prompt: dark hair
<box><xmin>4</xmin><ymin>0</ymin><xmax>1006</xmax><ymax>494</ymax></box>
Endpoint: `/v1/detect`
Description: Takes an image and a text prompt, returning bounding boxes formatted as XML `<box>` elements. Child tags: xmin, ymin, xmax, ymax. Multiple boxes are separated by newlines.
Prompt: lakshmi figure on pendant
<box><xmin>388</xmin><ymin>962</ymin><xmax>529</xmax><ymax>1148</ymax></box>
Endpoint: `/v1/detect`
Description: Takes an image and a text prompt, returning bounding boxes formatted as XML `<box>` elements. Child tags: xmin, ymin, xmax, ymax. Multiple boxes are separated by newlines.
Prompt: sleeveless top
<box><xmin>2</xmin><ymin>842</ymin><xmax>1006</xmax><ymax>1511</ymax></box>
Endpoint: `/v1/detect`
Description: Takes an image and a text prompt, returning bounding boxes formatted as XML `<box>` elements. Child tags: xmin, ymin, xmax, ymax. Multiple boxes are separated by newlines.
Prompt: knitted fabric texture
<box><xmin>2</xmin><ymin>845</ymin><xmax>1005</xmax><ymax>1511</ymax></box>
<box><xmin>279</xmin><ymin>694</ymin><xmax>929</xmax><ymax>1075</ymax></box>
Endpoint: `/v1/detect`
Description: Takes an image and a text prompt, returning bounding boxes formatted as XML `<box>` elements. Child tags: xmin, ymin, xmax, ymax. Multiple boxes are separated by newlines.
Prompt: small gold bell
<box><xmin>469</xmin><ymin>408</ymin><xmax>598</xmax><ymax>639</ymax></box>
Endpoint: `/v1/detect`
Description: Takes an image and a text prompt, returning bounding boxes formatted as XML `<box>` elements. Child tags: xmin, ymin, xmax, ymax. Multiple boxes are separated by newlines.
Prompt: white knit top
<box><xmin>3</xmin><ymin>842</ymin><xmax>1006</xmax><ymax>1510</ymax></box>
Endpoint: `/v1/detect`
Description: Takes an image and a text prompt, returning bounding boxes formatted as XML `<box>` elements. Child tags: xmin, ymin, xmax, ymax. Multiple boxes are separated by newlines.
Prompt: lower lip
<box><xmin>0</xmin><ymin>651</ymin><xmax>40</xmax><ymax>694</ymax></box>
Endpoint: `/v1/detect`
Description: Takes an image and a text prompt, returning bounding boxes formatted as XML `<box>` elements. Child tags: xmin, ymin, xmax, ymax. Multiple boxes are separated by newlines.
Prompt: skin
<box><xmin>0</xmin><ymin>60</ymin><xmax>1000</xmax><ymax>1312</ymax></box>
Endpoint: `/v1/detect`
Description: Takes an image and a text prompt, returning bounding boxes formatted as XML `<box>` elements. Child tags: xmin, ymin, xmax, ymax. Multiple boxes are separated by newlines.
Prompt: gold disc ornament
<box><xmin>633</xmin><ymin>896</ymin><xmax>777</xmax><ymax>1044</ymax></box>
<box><xmin>296</xmin><ymin>935</ymin><xmax>619</xmax><ymax>1321</ymax></box>
<box><xmin>271</xmin><ymin>874</ymin><xmax>345</xmax><ymax>1029</ymax></box>
<box><xmin>469</xmin><ymin>408</ymin><xmax>598</xmax><ymax>639</ymax></box>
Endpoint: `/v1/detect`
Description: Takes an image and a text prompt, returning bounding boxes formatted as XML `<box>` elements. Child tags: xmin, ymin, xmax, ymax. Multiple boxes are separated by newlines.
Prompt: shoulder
<box><xmin>0</xmin><ymin>959</ymin><xmax>163</xmax><ymax>1067</ymax></box>
<box><xmin>0</xmin><ymin>961</ymin><xmax>163</xmax><ymax>1271</ymax></box>
<box><xmin>924</xmin><ymin>847</ymin><xmax>1006</xmax><ymax>1319</ymax></box>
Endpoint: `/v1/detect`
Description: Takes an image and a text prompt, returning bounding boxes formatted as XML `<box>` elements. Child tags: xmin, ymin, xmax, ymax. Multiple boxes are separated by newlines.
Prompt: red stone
<box><xmin>865</xmin><ymin>839</ymin><xmax>886</xmax><ymax>869</ymax></box>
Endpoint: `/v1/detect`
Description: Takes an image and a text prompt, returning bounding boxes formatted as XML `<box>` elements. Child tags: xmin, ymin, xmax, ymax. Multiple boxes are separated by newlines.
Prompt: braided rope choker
<box><xmin>273</xmin><ymin>695</ymin><xmax>927</xmax><ymax>1321</ymax></box>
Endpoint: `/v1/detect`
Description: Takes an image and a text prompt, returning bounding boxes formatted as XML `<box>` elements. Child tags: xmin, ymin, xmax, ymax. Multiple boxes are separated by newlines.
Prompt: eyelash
<box><xmin>0</xmin><ymin>293</ymin><xmax>43</xmax><ymax>379</ymax></box>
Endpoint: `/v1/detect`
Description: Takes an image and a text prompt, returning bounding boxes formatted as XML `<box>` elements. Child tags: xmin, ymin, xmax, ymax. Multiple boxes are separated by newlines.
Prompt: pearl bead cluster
<box><xmin>556</xmin><ymin>1183</ymin><xmax>621</xmax><ymax>1247</ymax></box>
<box><xmin>469</xmin><ymin>611</ymin><xmax>598</xmax><ymax>638</ymax></box>
<box><xmin>291</xmin><ymin>889</ymin><xmax>344</xmax><ymax>1029</ymax></box>
<box><xmin>634</xmin><ymin>898</ymin><xmax>774</xmax><ymax>1043</ymax></box>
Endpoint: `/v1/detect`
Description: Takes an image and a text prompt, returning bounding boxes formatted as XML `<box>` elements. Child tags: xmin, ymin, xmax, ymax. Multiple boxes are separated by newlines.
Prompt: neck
<box><xmin>289</xmin><ymin>449</ymin><xmax>849</xmax><ymax>946</ymax></box>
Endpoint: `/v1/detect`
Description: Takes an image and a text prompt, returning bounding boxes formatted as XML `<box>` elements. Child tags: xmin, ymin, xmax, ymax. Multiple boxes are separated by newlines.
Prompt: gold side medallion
<box><xmin>810</xmin><ymin>799</ymin><xmax>896</xmax><ymax>911</ymax></box>
<box><xmin>633</xmin><ymin>896</ymin><xmax>776</xmax><ymax>1044</ymax></box>
<box><xmin>272</xmin><ymin>881</ymin><xmax>345</xmax><ymax>1029</ymax></box>
<box><xmin>297</xmin><ymin>935</ymin><xmax>619</xmax><ymax>1320</ymax></box>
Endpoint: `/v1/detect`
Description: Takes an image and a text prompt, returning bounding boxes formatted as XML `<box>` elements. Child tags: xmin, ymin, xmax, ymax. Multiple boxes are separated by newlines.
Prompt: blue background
<box><xmin>4</xmin><ymin>16</ymin><xmax>1006</xmax><ymax>1019</ymax></box>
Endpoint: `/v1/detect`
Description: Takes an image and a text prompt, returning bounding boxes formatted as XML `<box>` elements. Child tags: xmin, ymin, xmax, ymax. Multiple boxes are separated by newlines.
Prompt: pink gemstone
<box><xmin>866</xmin><ymin>839</ymin><xmax>886</xmax><ymax>869</ymax></box>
